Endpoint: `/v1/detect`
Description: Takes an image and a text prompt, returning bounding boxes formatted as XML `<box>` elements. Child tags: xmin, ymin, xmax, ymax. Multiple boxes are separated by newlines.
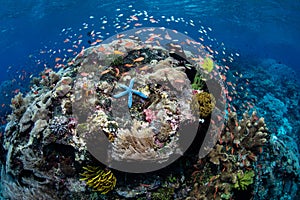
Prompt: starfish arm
<box><xmin>128</xmin><ymin>92</ymin><xmax>133</xmax><ymax>108</ymax></box>
<box><xmin>129</xmin><ymin>78</ymin><xmax>135</xmax><ymax>89</ymax></box>
<box><xmin>119</xmin><ymin>84</ymin><xmax>129</xmax><ymax>90</ymax></box>
<box><xmin>113</xmin><ymin>90</ymin><xmax>129</xmax><ymax>98</ymax></box>
<box><xmin>133</xmin><ymin>90</ymin><xmax>148</xmax><ymax>99</ymax></box>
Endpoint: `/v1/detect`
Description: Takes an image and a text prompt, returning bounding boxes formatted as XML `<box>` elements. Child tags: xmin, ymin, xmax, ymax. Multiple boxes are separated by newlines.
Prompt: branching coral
<box><xmin>191</xmin><ymin>111</ymin><xmax>269</xmax><ymax>199</ymax></box>
<box><xmin>191</xmin><ymin>72</ymin><xmax>205</xmax><ymax>90</ymax></box>
<box><xmin>80</xmin><ymin>165</ymin><xmax>116</xmax><ymax>194</ymax></box>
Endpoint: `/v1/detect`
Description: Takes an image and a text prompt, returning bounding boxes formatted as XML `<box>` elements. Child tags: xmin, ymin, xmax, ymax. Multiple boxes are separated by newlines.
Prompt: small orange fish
<box><xmin>115</xmin><ymin>68</ymin><xmax>120</xmax><ymax>77</ymax></box>
<box><xmin>64</xmin><ymin>38</ymin><xmax>70</xmax><ymax>43</ymax></box>
<box><xmin>80</xmin><ymin>72</ymin><xmax>89</xmax><ymax>77</ymax></box>
<box><xmin>165</xmin><ymin>32</ymin><xmax>171</xmax><ymax>40</ymax></box>
<box><xmin>13</xmin><ymin>89</ymin><xmax>20</xmax><ymax>94</ymax></box>
<box><xmin>45</xmin><ymin>69</ymin><xmax>52</xmax><ymax>74</ymax></box>
<box><xmin>90</xmin><ymin>41</ymin><xmax>98</xmax><ymax>46</ymax></box>
<box><xmin>133</xmin><ymin>57</ymin><xmax>144</xmax><ymax>62</ymax></box>
<box><xmin>101</xmin><ymin>69</ymin><xmax>110</xmax><ymax>75</ymax></box>
<box><xmin>124</xmin><ymin>63</ymin><xmax>134</xmax><ymax>67</ymax></box>
<box><xmin>130</xmin><ymin>15</ymin><xmax>138</xmax><ymax>21</ymax></box>
<box><xmin>55</xmin><ymin>57</ymin><xmax>62</xmax><ymax>62</ymax></box>
<box><xmin>117</xmin><ymin>34</ymin><xmax>125</xmax><ymax>38</ymax></box>
<box><xmin>149</xmin><ymin>18</ymin><xmax>157</xmax><ymax>23</ymax></box>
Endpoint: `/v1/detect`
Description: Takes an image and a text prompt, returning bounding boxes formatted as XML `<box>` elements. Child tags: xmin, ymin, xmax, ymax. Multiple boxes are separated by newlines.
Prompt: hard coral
<box><xmin>191</xmin><ymin>111</ymin><xmax>269</xmax><ymax>200</ymax></box>
<box><xmin>80</xmin><ymin>165</ymin><xmax>116</xmax><ymax>194</ymax></box>
<box><xmin>49</xmin><ymin>116</ymin><xmax>70</xmax><ymax>135</ymax></box>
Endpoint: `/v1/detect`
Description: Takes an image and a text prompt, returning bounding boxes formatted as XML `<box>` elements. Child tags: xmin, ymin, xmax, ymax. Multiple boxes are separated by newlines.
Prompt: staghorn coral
<box><xmin>191</xmin><ymin>91</ymin><xmax>216</xmax><ymax>118</ymax></box>
<box><xmin>80</xmin><ymin>165</ymin><xmax>116</xmax><ymax>194</ymax></box>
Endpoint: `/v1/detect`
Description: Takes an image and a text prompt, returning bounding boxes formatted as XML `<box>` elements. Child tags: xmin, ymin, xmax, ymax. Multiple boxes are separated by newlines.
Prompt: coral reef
<box><xmin>0</xmin><ymin>34</ymin><xmax>201</xmax><ymax>199</ymax></box>
<box><xmin>253</xmin><ymin>134</ymin><xmax>300</xmax><ymax>200</ymax></box>
<box><xmin>1</xmin><ymin>27</ymin><xmax>297</xmax><ymax>200</ymax></box>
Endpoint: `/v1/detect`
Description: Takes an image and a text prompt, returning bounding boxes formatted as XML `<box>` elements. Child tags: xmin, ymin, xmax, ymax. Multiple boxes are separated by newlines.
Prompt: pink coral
<box><xmin>143</xmin><ymin>108</ymin><xmax>156</xmax><ymax>123</ymax></box>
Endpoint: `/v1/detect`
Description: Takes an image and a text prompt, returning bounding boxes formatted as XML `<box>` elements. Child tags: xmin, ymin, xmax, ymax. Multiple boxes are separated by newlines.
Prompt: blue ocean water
<box><xmin>0</xmin><ymin>0</ymin><xmax>299</xmax><ymax>199</ymax></box>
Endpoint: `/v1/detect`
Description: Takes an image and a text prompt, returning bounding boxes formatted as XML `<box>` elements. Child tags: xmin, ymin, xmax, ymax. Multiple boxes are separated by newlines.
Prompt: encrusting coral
<box><xmin>80</xmin><ymin>165</ymin><xmax>117</xmax><ymax>194</ymax></box>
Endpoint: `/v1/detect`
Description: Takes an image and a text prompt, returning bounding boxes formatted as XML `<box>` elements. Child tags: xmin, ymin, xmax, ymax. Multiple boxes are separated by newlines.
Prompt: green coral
<box><xmin>151</xmin><ymin>187</ymin><xmax>174</xmax><ymax>200</ymax></box>
<box><xmin>233</xmin><ymin>170</ymin><xmax>255</xmax><ymax>190</ymax></box>
<box><xmin>202</xmin><ymin>56</ymin><xmax>214</xmax><ymax>72</ymax></box>
<box><xmin>191</xmin><ymin>72</ymin><xmax>205</xmax><ymax>90</ymax></box>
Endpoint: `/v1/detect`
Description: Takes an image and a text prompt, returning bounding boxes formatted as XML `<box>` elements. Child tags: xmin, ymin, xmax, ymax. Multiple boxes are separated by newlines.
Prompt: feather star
<box><xmin>113</xmin><ymin>78</ymin><xmax>148</xmax><ymax>108</ymax></box>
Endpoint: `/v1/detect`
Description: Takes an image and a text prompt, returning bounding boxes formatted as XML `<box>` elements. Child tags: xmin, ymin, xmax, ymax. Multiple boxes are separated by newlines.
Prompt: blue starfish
<box><xmin>113</xmin><ymin>78</ymin><xmax>148</xmax><ymax>108</ymax></box>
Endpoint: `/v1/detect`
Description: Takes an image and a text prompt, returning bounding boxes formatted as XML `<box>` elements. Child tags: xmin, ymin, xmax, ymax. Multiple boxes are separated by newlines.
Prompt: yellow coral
<box><xmin>80</xmin><ymin>166</ymin><xmax>116</xmax><ymax>194</ymax></box>
<box><xmin>191</xmin><ymin>92</ymin><xmax>216</xmax><ymax>118</ymax></box>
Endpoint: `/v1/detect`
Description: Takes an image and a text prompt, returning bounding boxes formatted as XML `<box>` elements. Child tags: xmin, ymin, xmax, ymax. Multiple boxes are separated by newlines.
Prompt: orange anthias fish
<box><xmin>124</xmin><ymin>63</ymin><xmax>134</xmax><ymax>67</ymax></box>
<box><xmin>130</xmin><ymin>15</ymin><xmax>138</xmax><ymax>21</ymax></box>
<box><xmin>133</xmin><ymin>57</ymin><xmax>144</xmax><ymax>62</ymax></box>
<box><xmin>55</xmin><ymin>57</ymin><xmax>62</xmax><ymax>62</ymax></box>
<box><xmin>80</xmin><ymin>72</ymin><xmax>89</xmax><ymax>77</ymax></box>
